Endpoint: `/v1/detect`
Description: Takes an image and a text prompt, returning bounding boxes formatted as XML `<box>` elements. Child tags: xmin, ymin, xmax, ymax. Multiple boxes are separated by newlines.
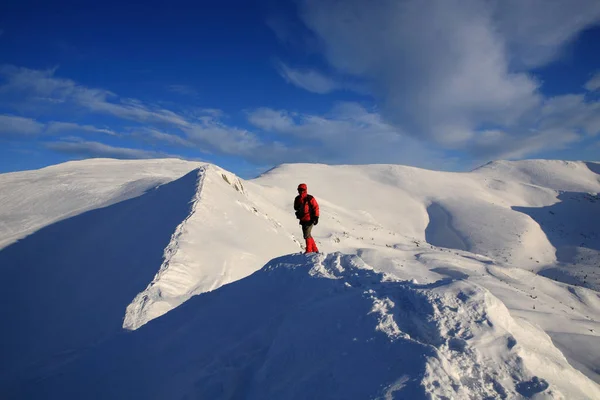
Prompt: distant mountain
<box><xmin>1</xmin><ymin>158</ymin><xmax>599</xmax><ymax>399</ymax></box>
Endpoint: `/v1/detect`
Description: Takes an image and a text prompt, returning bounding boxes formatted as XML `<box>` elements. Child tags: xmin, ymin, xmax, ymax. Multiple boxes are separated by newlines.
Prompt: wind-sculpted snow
<box><xmin>17</xmin><ymin>253</ymin><xmax>600</xmax><ymax>399</ymax></box>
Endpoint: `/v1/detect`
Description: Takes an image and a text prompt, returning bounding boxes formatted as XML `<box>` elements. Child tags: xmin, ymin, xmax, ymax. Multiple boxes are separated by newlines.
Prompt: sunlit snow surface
<box><xmin>1</xmin><ymin>158</ymin><xmax>599</xmax><ymax>399</ymax></box>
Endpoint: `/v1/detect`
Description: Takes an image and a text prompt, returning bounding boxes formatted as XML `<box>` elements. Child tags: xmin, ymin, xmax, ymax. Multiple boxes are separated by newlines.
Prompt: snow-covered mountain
<box><xmin>1</xmin><ymin>158</ymin><xmax>599</xmax><ymax>399</ymax></box>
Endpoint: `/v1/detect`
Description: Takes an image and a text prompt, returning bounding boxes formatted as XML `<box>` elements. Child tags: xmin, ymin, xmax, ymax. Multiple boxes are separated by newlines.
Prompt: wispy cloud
<box><xmin>585</xmin><ymin>71</ymin><xmax>600</xmax><ymax>92</ymax></box>
<box><xmin>45</xmin><ymin>121</ymin><xmax>119</xmax><ymax>136</ymax></box>
<box><xmin>275</xmin><ymin>61</ymin><xmax>367</xmax><ymax>94</ymax></box>
<box><xmin>470</xmin><ymin>128</ymin><xmax>580</xmax><ymax>160</ymax></box>
<box><xmin>247</xmin><ymin>108</ymin><xmax>295</xmax><ymax>131</ymax></box>
<box><xmin>166</xmin><ymin>84</ymin><xmax>199</xmax><ymax>97</ymax></box>
<box><xmin>246</xmin><ymin>102</ymin><xmax>454</xmax><ymax>168</ymax></box>
<box><xmin>0</xmin><ymin>65</ymin><xmax>274</xmax><ymax>158</ymax></box>
<box><xmin>45</xmin><ymin>138</ymin><xmax>179</xmax><ymax>160</ymax></box>
<box><xmin>0</xmin><ymin>115</ymin><xmax>44</xmax><ymax>136</ymax></box>
<box><xmin>494</xmin><ymin>0</ymin><xmax>600</xmax><ymax>68</ymax></box>
<box><xmin>0</xmin><ymin>115</ymin><xmax>121</xmax><ymax>137</ymax></box>
<box><xmin>539</xmin><ymin>95</ymin><xmax>600</xmax><ymax>137</ymax></box>
<box><xmin>276</xmin><ymin>61</ymin><xmax>340</xmax><ymax>94</ymax></box>
<box><xmin>0</xmin><ymin>65</ymin><xmax>301</xmax><ymax>165</ymax></box>
<box><xmin>132</xmin><ymin>127</ymin><xmax>197</xmax><ymax>148</ymax></box>
<box><xmin>0</xmin><ymin>65</ymin><xmax>189</xmax><ymax>126</ymax></box>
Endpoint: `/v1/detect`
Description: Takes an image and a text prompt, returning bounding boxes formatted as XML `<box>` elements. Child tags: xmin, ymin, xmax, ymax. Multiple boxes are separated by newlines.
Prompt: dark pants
<box><xmin>301</xmin><ymin>222</ymin><xmax>313</xmax><ymax>239</ymax></box>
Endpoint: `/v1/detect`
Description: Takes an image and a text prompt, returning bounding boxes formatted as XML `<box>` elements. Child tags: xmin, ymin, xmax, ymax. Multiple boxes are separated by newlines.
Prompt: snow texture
<box><xmin>11</xmin><ymin>254</ymin><xmax>600</xmax><ymax>399</ymax></box>
<box><xmin>1</xmin><ymin>158</ymin><xmax>599</xmax><ymax>399</ymax></box>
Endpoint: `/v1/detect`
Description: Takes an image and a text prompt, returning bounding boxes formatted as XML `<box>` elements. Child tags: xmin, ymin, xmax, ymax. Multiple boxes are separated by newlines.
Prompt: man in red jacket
<box><xmin>294</xmin><ymin>183</ymin><xmax>320</xmax><ymax>253</ymax></box>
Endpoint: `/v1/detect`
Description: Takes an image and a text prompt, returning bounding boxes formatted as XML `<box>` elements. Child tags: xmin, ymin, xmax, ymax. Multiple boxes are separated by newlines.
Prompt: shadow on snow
<box><xmin>585</xmin><ymin>162</ymin><xmax>600</xmax><ymax>176</ymax></box>
<box><xmin>512</xmin><ymin>191</ymin><xmax>600</xmax><ymax>264</ymax></box>
<box><xmin>0</xmin><ymin>169</ymin><xmax>200</xmax><ymax>393</ymax></box>
<box><xmin>15</xmin><ymin>253</ymin><xmax>455</xmax><ymax>400</ymax></box>
<box><xmin>424</xmin><ymin>203</ymin><xmax>468</xmax><ymax>251</ymax></box>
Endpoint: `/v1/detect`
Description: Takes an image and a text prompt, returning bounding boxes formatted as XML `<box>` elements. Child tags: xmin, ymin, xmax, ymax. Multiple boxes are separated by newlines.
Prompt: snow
<box><xmin>1</xmin><ymin>158</ymin><xmax>599</xmax><ymax>399</ymax></box>
<box><xmin>123</xmin><ymin>165</ymin><xmax>300</xmax><ymax>330</ymax></box>
<box><xmin>0</xmin><ymin>167</ymin><xmax>201</xmax><ymax>388</ymax></box>
<box><xmin>0</xmin><ymin>158</ymin><xmax>200</xmax><ymax>248</ymax></box>
<box><xmin>10</xmin><ymin>254</ymin><xmax>600</xmax><ymax>399</ymax></box>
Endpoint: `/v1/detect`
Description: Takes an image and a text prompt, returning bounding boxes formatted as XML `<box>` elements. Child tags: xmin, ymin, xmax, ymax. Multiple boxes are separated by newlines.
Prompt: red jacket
<box><xmin>294</xmin><ymin>193</ymin><xmax>319</xmax><ymax>224</ymax></box>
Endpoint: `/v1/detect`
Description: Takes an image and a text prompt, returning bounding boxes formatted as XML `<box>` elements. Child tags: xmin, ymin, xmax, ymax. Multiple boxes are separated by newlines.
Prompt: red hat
<box><xmin>297</xmin><ymin>183</ymin><xmax>307</xmax><ymax>191</ymax></box>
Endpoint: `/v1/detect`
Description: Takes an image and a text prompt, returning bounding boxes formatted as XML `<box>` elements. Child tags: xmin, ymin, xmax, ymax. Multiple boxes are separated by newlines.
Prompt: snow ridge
<box><xmin>123</xmin><ymin>167</ymin><xmax>206</xmax><ymax>330</ymax></box>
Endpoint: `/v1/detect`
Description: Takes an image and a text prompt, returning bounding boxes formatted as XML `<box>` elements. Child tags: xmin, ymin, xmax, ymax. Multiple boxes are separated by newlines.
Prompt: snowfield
<box><xmin>1</xmin><ymin>158</ymin><xmax>599</xmax><ymax>399</ymax></box>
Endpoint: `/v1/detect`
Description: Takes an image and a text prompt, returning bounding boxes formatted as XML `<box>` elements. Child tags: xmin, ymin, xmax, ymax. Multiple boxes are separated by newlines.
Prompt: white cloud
<box><xmin>248</xmin><ymin>97</ymin><xmax>597</xmax><ymax>167</ymax></box>
<box><xmin>0</xmin><ymin>115</ymin><xmax>120</xmax><ymax>138</ymax></box>
<box><xmin>0</xmin><ymin>65</ymin><xmax>76</xmax><ymax>104</ymax></box>
<box><xmin>463</xmin><ymin>93</ymin><xmax>599</xmax><ymax>159</ymax></box>
<box><xmin>275</xmin><ymin>61</ymin><xmax>367</xmax><ymax>95</ymax></box>
<box><xmin>0</xmin><ymin>114</ymin><xmax>44</xmax><ymax>136</ymax></box>
<box><xmin>276</xmin><ymin>61</ymin><xmax>340</xmax><ymax>94</ymax></box>
<box><xmin>0</xmin><ymin>65</ymin><xmax>274</xmax><ymax>160</ymax></box>
<box><xmin>299</xmin><ymin>1</ymin><xmax>538</xmax><ymax>140</ymax></box>
<box><xmin>3</xmin><ymin>52</ymin><xmax>596</xmax><ymax>169</ymax></box>
<box><xmin>471</xmin><ymin>128</ymin><xmax>580</xmax><ymax>160</ymax></box>
<box><xmin>247</xmin><ymin>108</ymin><xmax>295</xmax><ymax>131</ymax></box>
<box><xmin>45</xmin><ymin>121</ymin><xmax>119</xmax><ymax>136</ymax></box>
<box><xmin>494</xmin><ymin>0</ymin><xmax>600</xmax><ymax>68</ymax></box>
<box><xmin>133</xmin><ymin>128</ymin><xmax>196</xmax><ymax>148</ymax></box>
<box><xmin>4</xmin><ymin>65</ymin><xmax>446</xmax><ymax>166</ymax></box>
<box><xmin>247</xmin><ymin>102</ymin><xmax>454</xmax><ymax>168</ymax></box>
<box><xmin>0</xmin><ymin>65</ymin><xmax>189</xmax><ymax>126</ymax></box>
<box><xmin>294</xmin><ymin>0</ymin><xmax>600</xmax><ymax>158</ymax></box>
<box><xmin>182</xmin><ymin>121</ymin><xmax>263</xmax><ymax>156</ymax></box>
<box><xmin>45</xmin><ymin>138</ymin><xmax>178</xmax><ymax>160</ymax></box>
<box><xmin>585</xmin><ymin>71</ymin><xmax>600</xmax><ymax>92</ymax></box>
<box><xmin>166</xmin><ymin>84</ymin><xmax>199</xmax><ymax>97</ymax></box>
<box><xmin>540</xmin><ymin>95</ymin><xmax>600</xmax><ymax>136</ymax></box>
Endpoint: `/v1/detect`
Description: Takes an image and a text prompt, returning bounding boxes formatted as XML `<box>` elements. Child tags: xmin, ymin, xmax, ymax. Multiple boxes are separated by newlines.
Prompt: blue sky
<box><xmin>1</xmin><ymin>0</ymin><xmax>599</xmax><ymax>178</ymax></box>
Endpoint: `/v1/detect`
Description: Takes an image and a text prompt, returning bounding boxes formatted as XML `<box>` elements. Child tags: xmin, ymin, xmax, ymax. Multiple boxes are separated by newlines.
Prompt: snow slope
<box><xmin>0</xmin><ymin>167</ymin><xmax>201</xmax><ymax>388</ymax></box>
<box><xmin>123</xmin><ymin>164</ymin><xmax>301</xmax><ymax>330</ymax></box>
<box><xmin>0</xmin><ymin>158</ymin><xmax>199</xmax><ymax>248</ymax></box>
<box><xmin>1</xmin><ymin>158</ymin><xmax>599</xmax><ymax>399</ymax></box>
<box><xmin>14</xmin><ymin>254</ymin><xmax>600</xmax><ymax>400</ymax></box>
